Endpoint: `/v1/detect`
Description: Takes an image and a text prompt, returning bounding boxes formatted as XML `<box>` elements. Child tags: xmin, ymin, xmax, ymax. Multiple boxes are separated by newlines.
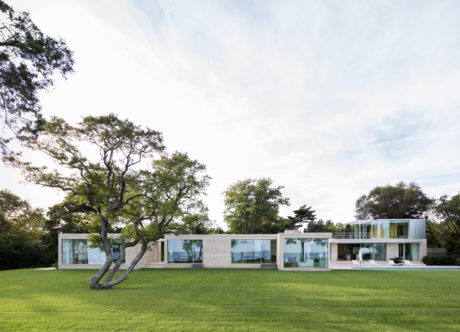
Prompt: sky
<box><xmin>2</xmin><ymin>0</ymin><xmax>460</xmax><ymax>228</ymax></box>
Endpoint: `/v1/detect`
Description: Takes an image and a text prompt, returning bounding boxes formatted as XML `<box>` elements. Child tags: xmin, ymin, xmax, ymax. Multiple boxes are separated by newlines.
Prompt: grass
<box><xmin>0</xmin><ymin>269</ymin><xmax>459</xmax><ymax>331</ymax></box>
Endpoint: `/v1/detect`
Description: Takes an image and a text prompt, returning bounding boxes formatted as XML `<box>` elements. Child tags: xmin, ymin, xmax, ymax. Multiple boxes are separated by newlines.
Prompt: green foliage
<box><xmin>435</xmin><ymin>193</ymin><xmax>460</xmax><ymax>256</ymax></box>
<box><xmin>0</xmin><ymin>0</ymin><xmax>74</xmax><ymax>157</ymax></box>
<box><xmin>0</xmin><ymin>189</ymin><xmax>44</xmax><ymax>239</ymax></box>
<box><xmin>0</xmin><ymin>234</ymin><xmax>53</xmax><ymax>270</ymax></box>
<box><xmin>286</xmin><ymin>205</ymin><xmax>316</xmax><ymax>231</ymax></box>
<box><xmin>223</xmin><ymin>178</ymin><xmax>289</xmax><ymax>233</ymax></box>
<box><xmin>391</xmin><ymin>256</ymin><xmax>402</xmax><ymax>264</ymax></box>
<box><xmin>422</xmin><ymin>255</ymin><xmax>459</xmax><ymax>266</ymax></box>
<box><xmin>355</xmin><ymin>182</ymin><xmax>434</xmax><ymax>219</ymax></box>
<box><xmin>426</xmin><ymin>219</ymin><xmax>443</xmax><ymax>248</ymax></box>
<box><xmin>302</xmin><ymin>219</ymin><xmax>346</xmax><ymax>233</ymax></box>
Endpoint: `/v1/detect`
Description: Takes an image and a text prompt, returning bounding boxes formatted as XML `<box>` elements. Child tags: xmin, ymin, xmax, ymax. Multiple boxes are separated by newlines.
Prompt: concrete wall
<box><xmin>330</xmin><ymin>243</ymin><xmax>338</xmax><ymax>262</ymax></box>
<box><xmin>427</xmin><ymin>247</ymin><xmax>447</xmax><ymax>257</ymax></box>
<box><xmin>419</xmin><ymin>240</ymin><xmax>427</xmax><ymax>260</ymax></box>
<box><xmin>386</xmin><ymin>243</ymin><xmax>399</xmax><ymax>260</ymax></box>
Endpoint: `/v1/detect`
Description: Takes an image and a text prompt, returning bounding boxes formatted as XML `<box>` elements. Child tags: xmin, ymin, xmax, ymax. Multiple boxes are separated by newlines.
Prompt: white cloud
<box><xmin>3</xmin><ymin>0</ymin><xmax>460</xmax><ymax>227</ymax></box>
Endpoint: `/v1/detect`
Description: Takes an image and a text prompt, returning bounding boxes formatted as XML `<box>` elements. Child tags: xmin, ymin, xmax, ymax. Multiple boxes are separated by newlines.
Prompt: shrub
<box><xmin>0</xmin><ymin>234</ymin><xmax>54</xmax><ymax>270</ymax></box>
<box><xmin>422</xmin><ymin>255</ymin><xmax>458</xmax><ymax>265</ymax></box>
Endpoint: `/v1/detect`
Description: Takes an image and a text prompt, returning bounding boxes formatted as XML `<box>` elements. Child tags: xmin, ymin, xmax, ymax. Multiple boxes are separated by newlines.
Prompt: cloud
<box><xmin>3</xmin><ymin>0</ymin><xmax>460</xmax><ymax>227</ymax></box>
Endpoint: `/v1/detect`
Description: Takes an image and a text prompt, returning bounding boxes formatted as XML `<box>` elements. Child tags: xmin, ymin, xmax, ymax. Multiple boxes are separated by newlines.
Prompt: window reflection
<box><xmin>231</xmin><ymin>239</ymin><xmax>276</xmax><ymax>264</ymax></box>
<box><xmin>167</xmin><ymin>240</ymin><xmax>203</xmax><ymax>263</ymax></box>
<box><xmin>284</xmin><ymin>238</ymin><xmax>328</xmax><ymax>268</ymax></box>
<box><xmin>62</xmin><ymin>239</ymin><xmax>124</xmax><ymax>264</ymax></box>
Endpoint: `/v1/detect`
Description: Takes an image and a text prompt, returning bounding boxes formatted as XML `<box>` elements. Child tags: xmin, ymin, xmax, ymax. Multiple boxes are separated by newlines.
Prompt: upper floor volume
<box><xmin>332</xmin><ymin>219</ymin><xmax>426</xmax><ymax>240</ymax></box>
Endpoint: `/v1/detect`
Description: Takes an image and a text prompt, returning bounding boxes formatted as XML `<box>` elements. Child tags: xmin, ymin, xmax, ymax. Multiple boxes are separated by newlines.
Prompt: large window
<box><xmin>338</xmin><ymin>243</ymin><xmax>387</xmax><ymax>261</ymax></box>
<box><xmin>399</xmin><ymin>243</ymin><xmax>419</xmax><ymax>261</ymax></box>
<box><xmin>62</xmin><ymin>239</ymin><xmax>123</xmax><ymax>265</ymax></box>
<box><xmin>284</xmin><ymin>238</ymin><xmax>328</xmax><ymax>268</ymax></box>
<box><xmin>380</xmin><ymin>220</ymin><xmax>409</xmax><ymax>239</ymax></box>
<box><xmin>231</xmin><ymin>239</ymin><xmax>276</xmax><ymax>264</ymax></box>
<box><xmin>62</xmin><ymin>239</ymin><xmax>88</xmax><ymax>264</ymax></box>
<box><xmin>167</xmin><ymin>240</ymin><xmax>203</xmax><ymax>263</ymax></box>
<box><xmin>359</xmin><ymin>243</ymin><xmax>386</xmax><ymax>261</ymax></box>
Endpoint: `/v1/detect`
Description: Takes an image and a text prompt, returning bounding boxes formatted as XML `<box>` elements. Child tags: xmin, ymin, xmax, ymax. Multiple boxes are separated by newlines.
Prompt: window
<box><xmin>399</xmin><ymin>243</ymin><xmax>419</xmax><ymax>261</ymax></box>
<box><xmin>167</xmin><ymin>240</ymin><xmax>203</xmax><ymax>263</ymax></box>
<box><xmin>284</xmin><ymin>238</ymin><xmax>328</xmax><ymax>268</ymax></box>
<box><xmin>359</xmin><ymin>243</ymin><xmax>386</xmax><ymax>261</ymax></box>
<box><xmin>62</xmin><ymin>239</ymin><xmax>88</xmax><ymax>264</ymax></box>
<box><xmin>62</xmin><ymin>239</ymin><xmax>124</xmax><ymax>264</ymax></box>
<box><xmin>231</xmin><ymin>239</ymin><xmax>276</xmax><ymax>264</ymax></box>
<box><xmin>379</xmin><ymin>220</ymin><xmax>409</xmax><ymax>239</ymax></box>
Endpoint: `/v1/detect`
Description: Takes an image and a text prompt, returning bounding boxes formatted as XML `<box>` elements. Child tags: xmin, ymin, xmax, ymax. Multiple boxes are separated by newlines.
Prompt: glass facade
<box><xmin>62</xmin><ymin>239</ymin><xmax>123</xmax><ymax>264</ymax></box>
<box><xmin>284</xmin><ymin>238</ymin><xmax>329</xmax><ymax>268</ymax></box>
<box><xmin>338</xmin><ymin>243</ymin><xmax>386</xmax><ymax>261</ymax></box>
<box><xmin>380</xmin><ymin>220</ymin><xmax>408</xmax><ymax>239</ymax></box>
<box><xmin>399</xmin><ymin>243</ymin><xmax>419</xmax><ymax>261</ymax></box>
<box><xmin>350</xmin><ymin>220</ymin><xmax>424</xmax><ymax>239</ymax></box>
<box><xmin>167</xmin><ymin>240</ymin><xmax>203</xmax><ymax>263</ymax></box>
<box><xmin>231</xmin><ymin>239</ymin><xmax>276</xmax><ymax>264</ymax></box>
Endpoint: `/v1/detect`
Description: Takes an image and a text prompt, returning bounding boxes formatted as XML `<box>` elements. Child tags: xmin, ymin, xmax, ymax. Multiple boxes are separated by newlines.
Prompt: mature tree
<box><xmin>287</xmin><ymin>205</ymin><xmax>316</xmax><ymax>231</ymax></box>
<box><xmin>435</xmin><ymin>194</ymin><xmax>460</xmax><ymax>256</ymax></box>
<box><xmin>355</xmin><ymin>182</ymin><xmax>434</xmax><ymax>220</ymax></box>
<box><xmin>0</xmin><ymin>0</ymin><xmax>74</xmax><ymax>157</ymax></box>
<box><xmin>89</xmin><ymin>152</ymin><xmax>210</xmax><ymax>288</ymax></box>
<box><xmin>12</xmin><ymin>115</ymin><xmax>209</xmax><ymax>289</ymax></box>
<box><xmin>223</xmin><ymin>178</ymin><xmax>289</xmax><ymax>233</ymax></box>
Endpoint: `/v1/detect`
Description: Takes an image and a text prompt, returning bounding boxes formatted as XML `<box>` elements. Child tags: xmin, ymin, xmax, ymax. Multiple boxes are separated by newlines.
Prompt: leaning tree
<box><xmin>12</xmin><ymin>114</ymin><xmax>210</xmax><ymax>289</ymax></box>
<box><xmin>0</xmin><ymin>0</ymin><xmax>74</xmax><ymax>157</ymax></box>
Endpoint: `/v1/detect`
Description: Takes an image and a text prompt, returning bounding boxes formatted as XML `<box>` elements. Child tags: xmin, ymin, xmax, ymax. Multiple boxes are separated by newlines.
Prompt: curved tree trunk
<box><xmin>89</xmin><ymin>220</ymin><xmax>152</xmax><ymax>290</ymax></box>
<box><xmin>89</xmin><ymin>216</ymin><xmax>114</xmax><ymax>289</ymax></box>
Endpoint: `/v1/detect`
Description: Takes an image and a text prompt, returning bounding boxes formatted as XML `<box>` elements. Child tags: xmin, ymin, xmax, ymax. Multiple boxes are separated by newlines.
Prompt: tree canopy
<box><xmin>223</xmin><ymin>178</ymin><xmax>289</xmax><ymax>233</ymax></box>
<box><xmin>287</xmin><ymin>205</ymin><xmax>316</xmax><ymax>230</ymax></box>
<box><xmin>12</xmin><ymin>114</ymin><xmax>210</xmax><ymax>289</ymax></box>
<box><xmin>0</xmin><ymin>0</ymin><xmax>74</xmax><ymax>157</ymax></box>
<box><xmin>355</xmin><ymin>182</ymin><xmax>434</xmax><ymax>220</ymax></box>
<box><xmin>435</xmin><ymin>193</ymin><xmax>460</xmax><ymax>256</ymax></box>
<box><xmin>0</xmin><ymin>188</ymin><xmax>44</xmax><ymax>239</ymax></box>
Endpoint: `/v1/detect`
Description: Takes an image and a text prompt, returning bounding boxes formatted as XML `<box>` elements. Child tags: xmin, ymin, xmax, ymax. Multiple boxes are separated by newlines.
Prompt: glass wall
<box><xmin>167</xmin><ymin>240</ymin><xmax>203</xmax><ymax>263</ymax></box>
<box><xmin>231</xmin><ymin>239</ymin><xmax>276</xmax><ymax>264</ymax></box>
<box><xmin>379</xmin><ymin>220</ymin><xmax>409</xmax><ymax>239</ymax></box>
<box><xmin>62</xmin><ymin>239</ymin><xmax>88</xmax><ymax>264</ymax></box>
<box><xmin>338</xmin><ymin>243</ymin><xmax>386</xmax><ymax>261</ymax></box>
<box><xmin>350</xmin><ymin>220</ymin><xmax>425</xmax><ymax>240</ymax></box>
<box><xmin>284</xmin><ymin>238</ymin><xmax>328</xmax><ymax>268</ymax></box>
<box><xmin>399</xmin><ymin>243</ymin><xmax>419</xmax><ymax>261</ymax></box>
<box><xmin>62</xmin><ymin>239</ymin><xmax>123</xmax><ymax>264</ymax></box>
<box><xmin>359</xmin><ymin>243</ymin><xmax>386</xmax><ymax>261</ymax></box>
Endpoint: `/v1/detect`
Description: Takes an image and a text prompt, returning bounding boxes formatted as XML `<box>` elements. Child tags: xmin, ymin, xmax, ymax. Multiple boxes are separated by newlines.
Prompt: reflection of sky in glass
<box><xmin>284</xmin><ymin>239</ymin><xmax>327</xmax><ymax>254</ymax></box>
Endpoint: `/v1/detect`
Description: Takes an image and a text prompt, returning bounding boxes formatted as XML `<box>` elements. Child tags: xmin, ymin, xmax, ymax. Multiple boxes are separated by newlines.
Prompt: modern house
<box><xmin>58</xmin><ymin>219</ymin><xmax>427</xmax><ymax>271</ymax></box>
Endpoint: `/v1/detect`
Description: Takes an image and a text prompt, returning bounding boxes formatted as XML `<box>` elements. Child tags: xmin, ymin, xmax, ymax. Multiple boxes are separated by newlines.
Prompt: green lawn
<box><xmin>0</xmin><ymin>269</ymin><xmax>459</xmax><ymax>331</ymax></box>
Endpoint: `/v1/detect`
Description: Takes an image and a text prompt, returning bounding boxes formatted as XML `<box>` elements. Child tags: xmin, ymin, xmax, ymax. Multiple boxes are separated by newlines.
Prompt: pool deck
<box><xmin>330</xmin><ymin>261</ymin><xmax>460</xmax><ymax>270</ymax></box>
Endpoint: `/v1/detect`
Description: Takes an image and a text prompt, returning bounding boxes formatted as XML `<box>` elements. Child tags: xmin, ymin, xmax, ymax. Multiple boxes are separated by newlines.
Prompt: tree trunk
<box><xmin>89</xmin><ymin>221</ymin><xmax>152</xmax><ymax>290</ymax></box>
<box><xmin>89</xmin><ymin>216</ymin><xmax>113</xmax><ymax>289</ymax></box>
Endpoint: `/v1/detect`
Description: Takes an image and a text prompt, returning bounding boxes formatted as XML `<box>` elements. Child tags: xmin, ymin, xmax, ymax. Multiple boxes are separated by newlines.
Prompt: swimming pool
<box><xmin>355</xmin><ymin>267</ymin><xmax>460</xmax><ymax>270</ymax></box>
